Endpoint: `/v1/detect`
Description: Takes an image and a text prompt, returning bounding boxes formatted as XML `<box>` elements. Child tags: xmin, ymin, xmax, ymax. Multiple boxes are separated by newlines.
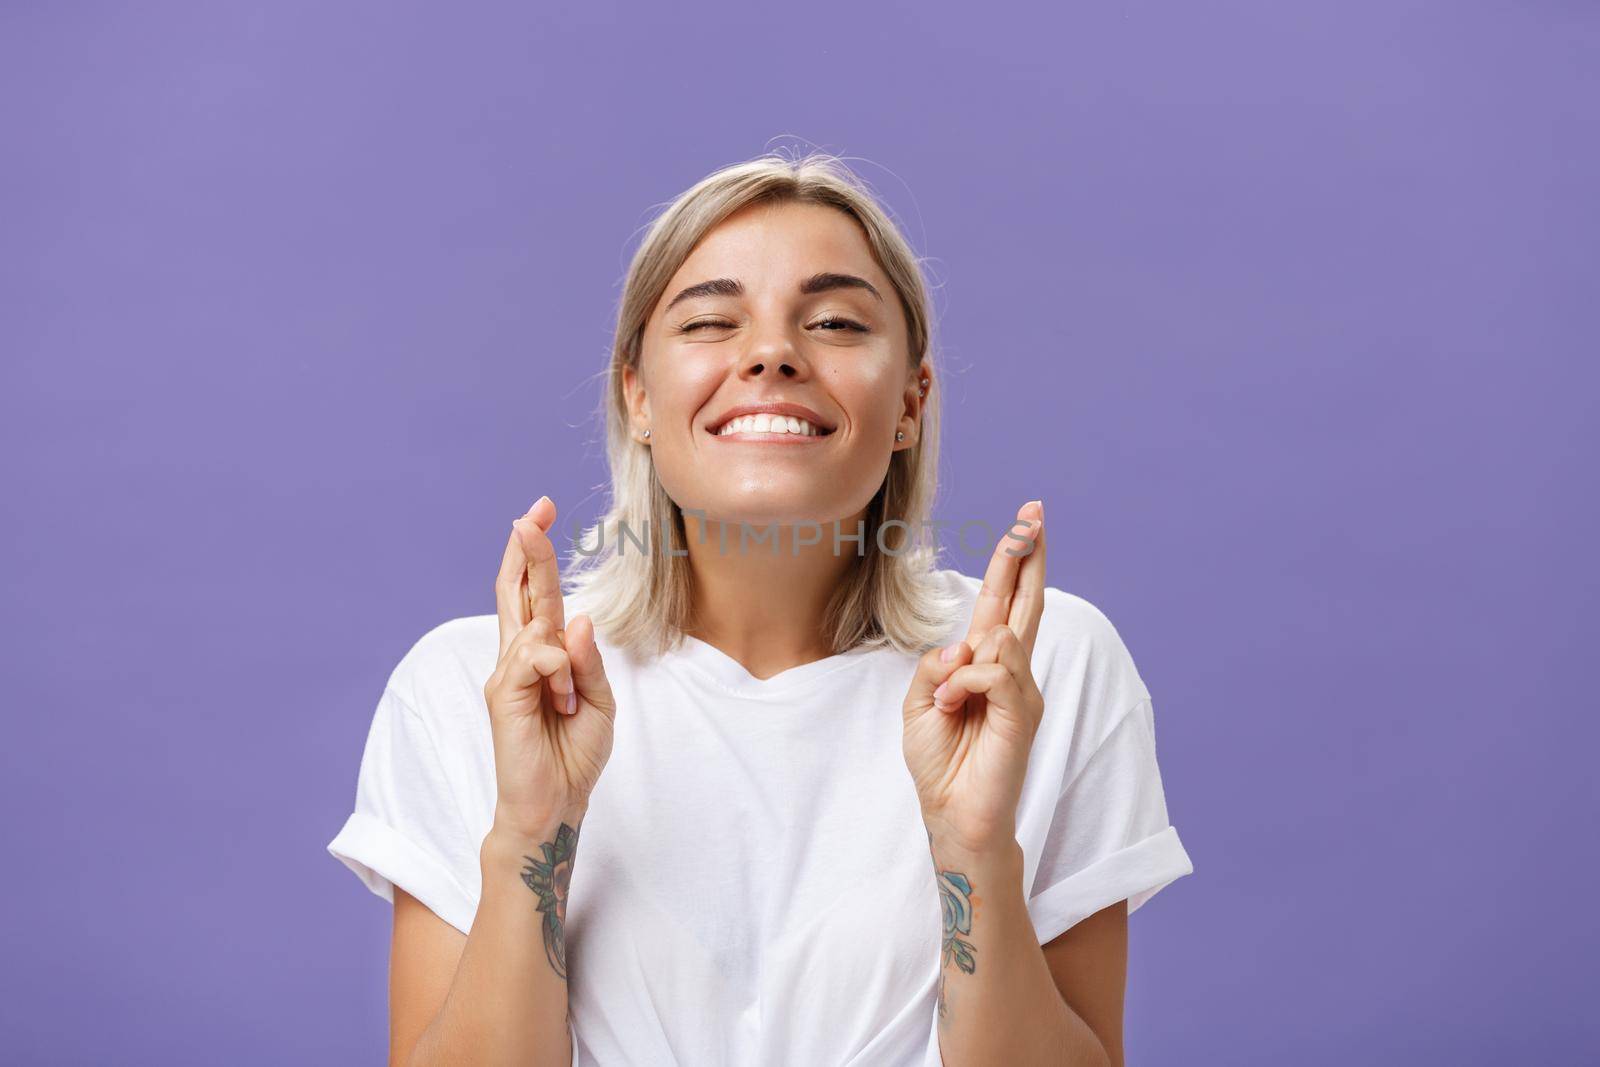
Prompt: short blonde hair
<box><xmin>563</xmin><ymin>149</ymin><xmax>962</xmax><ymax>658</ymax></box>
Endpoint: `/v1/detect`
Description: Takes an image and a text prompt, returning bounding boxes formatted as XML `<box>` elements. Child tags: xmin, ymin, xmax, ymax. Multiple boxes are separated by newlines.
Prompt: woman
<box><xmin>328</xmin><ymin>151</ymin><xmax>1193</xmax><ymax>1066</ymax></box>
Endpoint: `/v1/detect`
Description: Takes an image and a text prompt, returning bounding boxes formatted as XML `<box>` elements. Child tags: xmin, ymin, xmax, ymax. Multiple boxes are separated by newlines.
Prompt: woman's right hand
<box><xmin>484</xmin><ymin>496</ymin><xmax>617</xmax><ymax>835</ymax></box>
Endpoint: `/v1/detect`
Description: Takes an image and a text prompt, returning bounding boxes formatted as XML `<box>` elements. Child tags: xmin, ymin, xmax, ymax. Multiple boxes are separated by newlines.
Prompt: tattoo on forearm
<box><xmin>928</xmin><ymin>829</ymin><xmax>978</xmax><ymax>1022</ymax></box>
<box><xmin>520</xmin><ymin>822</ymin><xmax>580</xmax><ymax>981</ymax></box>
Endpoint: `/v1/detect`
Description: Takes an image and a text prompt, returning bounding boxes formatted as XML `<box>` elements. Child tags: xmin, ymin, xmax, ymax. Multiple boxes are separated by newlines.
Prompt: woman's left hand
<box><xmin>902</xmin><ymin>501</ymin><xmax>1046</xmax><ymax>856</ymax></box>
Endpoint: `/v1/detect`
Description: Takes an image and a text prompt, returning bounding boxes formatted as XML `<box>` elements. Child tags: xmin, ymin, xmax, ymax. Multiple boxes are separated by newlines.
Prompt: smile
<box><xmin>711</xmin><ymin>413</ymin><xmax>830</xmax><ymax>438</ymax></box>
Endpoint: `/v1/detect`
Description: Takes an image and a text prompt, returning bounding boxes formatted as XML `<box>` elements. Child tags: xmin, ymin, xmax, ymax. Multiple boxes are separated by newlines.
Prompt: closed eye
<box><xmin>678</xmin><ymin>317</ymin><xmax>869</xmax><ymax>333</ymax></box>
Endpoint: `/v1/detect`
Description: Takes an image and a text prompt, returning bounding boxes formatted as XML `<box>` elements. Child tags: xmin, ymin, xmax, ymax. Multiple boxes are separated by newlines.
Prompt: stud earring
<box><xmin>642</xmin><ymin>429</ymin><xmax>651</xmax><ymax>440</ymax></box>
<box><xmin>895</xmin><ymin>430</ymin><xmax>906</xmax><ymax>441</ymax></box>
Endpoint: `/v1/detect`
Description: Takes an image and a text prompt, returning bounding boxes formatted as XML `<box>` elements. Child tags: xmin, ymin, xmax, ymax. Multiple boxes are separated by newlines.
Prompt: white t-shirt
<box><xmin>327</xmin><ymin>567</ymin><xmax>1193</xmax><ymax>1066</ymax></box>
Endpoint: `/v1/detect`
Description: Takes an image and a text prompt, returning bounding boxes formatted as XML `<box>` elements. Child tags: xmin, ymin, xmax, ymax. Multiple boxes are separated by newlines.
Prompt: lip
<box><xmin>704</xmin><ymin>401</ymin><xmax>837</xmax><ymax>437</ymax></box>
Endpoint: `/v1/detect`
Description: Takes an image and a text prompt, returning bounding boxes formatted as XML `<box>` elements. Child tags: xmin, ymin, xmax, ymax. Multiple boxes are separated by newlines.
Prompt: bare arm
<box><xmin>905</xmin><ymin>504</ymin><xmax>1125</xmax><ymax>1064</ymax></box>
<box><xmin>392</xmin><ymin>808</ymin><xmax>586</xmax><ymax>1067</ymax></box>
<box><xmin>386</xmin><ymin>498</ymin><xmax>616</xmax><ymax>1065</ymax></box>
<box><xmin>930</xmin><ymin>837</ymin><xmax>1121</xmax><ymax>1066</ymax></box>
<box><xmin>1042</xmin><ymin>901</ymin><xmax>1127</xmax><ymax>1067</ymax></box>
<box><xmin>388</xmin><ymin>890</ymin><xmax>461</xmax><ymax>1064</ymax></box>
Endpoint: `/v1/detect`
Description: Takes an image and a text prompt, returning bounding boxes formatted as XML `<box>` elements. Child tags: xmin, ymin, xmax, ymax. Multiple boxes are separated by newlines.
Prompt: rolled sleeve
<box><xmin>325</xmin><ymin>687</ymin><xmax>481</xmax><ymax>935</ymax></box>
<box><xmin>327</xmin><ymin>810</ymin><xmax>478</xmax><ymax>935</ymax></box>
<box><xmin>1027</xmin><ymin>699</ymin><xmax>1194</xmax><ymax>944</ymax></box>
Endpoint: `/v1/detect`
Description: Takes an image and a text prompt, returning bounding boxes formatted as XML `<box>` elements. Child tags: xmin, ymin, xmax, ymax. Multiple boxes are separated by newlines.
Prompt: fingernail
<box><xmin>933</xmin><ymin>681</ymin><xmax>950</xmax><ymax>702</ymax></box>
<box><xmin>564</xmin><ymin>690</ymin><xmax>577</xmax><ymax>714</ymax></box>
<box><xmin>939</xmin><ymin>641</ymin><xmax>961</xmax><ymax>663</ymax></box>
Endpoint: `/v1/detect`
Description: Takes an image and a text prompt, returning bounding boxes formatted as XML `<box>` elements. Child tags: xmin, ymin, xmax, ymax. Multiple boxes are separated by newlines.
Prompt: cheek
<box><xmin>645</xmin><ymin>355</ymin><xmax>722</xmax><ymax>427</ymax></box>
<box><xmin>825</xmin><ymin>361</ymin><xmax>906</xmax><ymax>432</ymax></box>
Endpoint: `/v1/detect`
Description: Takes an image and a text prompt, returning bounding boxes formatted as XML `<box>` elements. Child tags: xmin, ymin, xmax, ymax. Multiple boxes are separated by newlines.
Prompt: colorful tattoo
<box><xmin>520</xmin><ymin>822</ymin><xmax>580</xmax><ymax>980</ymax></box>
<box><xmin>928</xmin><ymin>829</ymin><xmax>977</xmax><ymax>1022</ymax></box>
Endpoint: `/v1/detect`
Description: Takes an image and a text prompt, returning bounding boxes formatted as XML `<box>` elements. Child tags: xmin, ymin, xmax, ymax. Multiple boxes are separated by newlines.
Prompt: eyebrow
<box><xmin>662</xmin><ymin>271</ymin><xmax>883</xmax><ymax>313</ymax></box>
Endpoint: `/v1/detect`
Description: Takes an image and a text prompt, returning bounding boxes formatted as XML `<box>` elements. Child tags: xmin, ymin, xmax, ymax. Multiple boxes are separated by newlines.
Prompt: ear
<box><xmin>622</xmin><ymin>363</ymin><xmax>651</xmax><ymax>439</ymax></box>
<box><xmin>894</xmin><ymin>359</ymin><xmax>932</xmax><ymax>452</ymax></box>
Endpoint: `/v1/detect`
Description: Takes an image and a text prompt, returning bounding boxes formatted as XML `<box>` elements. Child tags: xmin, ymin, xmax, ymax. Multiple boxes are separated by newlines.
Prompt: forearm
<box><xmin>931</xmin><ymin>836</ymin><xmax>1109</xmax><ymax>1067</ymax></box>
<box><xmin>408</xmin><ymin>808</ymin><xmax>584</xmax><ymax>1067</ymax></box>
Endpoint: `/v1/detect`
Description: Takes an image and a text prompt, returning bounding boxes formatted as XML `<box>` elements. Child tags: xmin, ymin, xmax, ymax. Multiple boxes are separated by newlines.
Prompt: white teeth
<box><xmin>716</xmin><ymin>414</ymin><xmax>823</xmax><ymax>437</ymax></box>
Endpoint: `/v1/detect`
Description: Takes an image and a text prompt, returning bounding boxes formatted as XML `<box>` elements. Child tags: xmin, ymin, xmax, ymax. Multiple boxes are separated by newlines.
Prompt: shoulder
<box><xmin>381</xmin><ymin>614</ymin><xmax>500</xmax><ymax>729</ymax></box>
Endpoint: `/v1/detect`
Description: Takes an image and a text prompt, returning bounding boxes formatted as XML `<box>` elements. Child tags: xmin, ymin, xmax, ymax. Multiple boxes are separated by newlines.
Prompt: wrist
<box><xmin>924</xmin><ymin>822</ymin><xmax>1024</xmax><ymax>875</ymax></box>
<box><xmin>921</xmin><ymin>806</ymin><xmax>1023</xmax><ymax>861</ymax></box>
<box><xmin>488</xmin><ymin>802</ymin><xmax>587</xmax><ymax>851</ymax></box>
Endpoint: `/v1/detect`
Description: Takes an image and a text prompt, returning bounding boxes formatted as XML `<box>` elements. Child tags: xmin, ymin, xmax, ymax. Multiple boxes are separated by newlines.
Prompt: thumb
<box><xmin>565</xmin><ymin>614</ymin><xmax>617</xmax><ymax>718</ymax></box>
<box><xmin>903</xmin><ymin>639</ymin><xmax>968</xmax><ymax>724</ymax></box>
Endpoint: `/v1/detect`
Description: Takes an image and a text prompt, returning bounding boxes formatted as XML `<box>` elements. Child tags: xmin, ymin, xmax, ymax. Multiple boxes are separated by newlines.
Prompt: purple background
<box><xmin>3</xmin><ymin>3</ymin><xmax>1595</xmax><ymax>1063</ymax></box>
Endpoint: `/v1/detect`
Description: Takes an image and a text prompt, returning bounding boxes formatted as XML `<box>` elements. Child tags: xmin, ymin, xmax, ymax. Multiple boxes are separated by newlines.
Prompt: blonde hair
<box><xmin>563</xmin><ymin>149</ymin><xmax>962</xmax><ymax>658</ymax></box>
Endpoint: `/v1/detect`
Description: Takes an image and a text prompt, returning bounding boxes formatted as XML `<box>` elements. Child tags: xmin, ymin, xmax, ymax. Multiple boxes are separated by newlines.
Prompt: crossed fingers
<box><xmin>495</xmin><ymin>496</ymin><xmax>565</xmax><ymax>660</ymax></box>
<box><xmin>935</xmin><ymin>501</ymin><xmax>1047</xmax><ymax>717</ymax></box>
<box><xmin>963</xmin><ymin>500</ymin><xmax>1046</xmax><ymax>656</ymax></box>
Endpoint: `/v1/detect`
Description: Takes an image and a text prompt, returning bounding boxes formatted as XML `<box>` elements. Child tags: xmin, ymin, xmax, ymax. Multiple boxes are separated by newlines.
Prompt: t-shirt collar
<box><xmin>670</xmin><ymin>632</ymin><xmax>883</xmax><ymax>699</ymax></box>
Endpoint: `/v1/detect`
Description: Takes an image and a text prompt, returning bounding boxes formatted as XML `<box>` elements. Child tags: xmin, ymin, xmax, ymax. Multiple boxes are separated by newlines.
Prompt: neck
<box><xmin>680</xmin><ymin>509</ymin><xmax>867</xmax><ymax>680</ymax></box>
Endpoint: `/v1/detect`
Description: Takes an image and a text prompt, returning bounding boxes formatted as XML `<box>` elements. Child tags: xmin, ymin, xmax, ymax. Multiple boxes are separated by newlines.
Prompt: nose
<box><xmin>736</xmin><ymin>327</ymin><xmax>811</xmax><ymax>382</ymax></box>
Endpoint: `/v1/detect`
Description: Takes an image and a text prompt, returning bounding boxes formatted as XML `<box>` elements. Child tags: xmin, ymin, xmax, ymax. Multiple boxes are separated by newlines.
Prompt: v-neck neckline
<box><xmin>672</xmin><ymin>633</ymin><xmax>882</xmax><ymax>700</ymax></box>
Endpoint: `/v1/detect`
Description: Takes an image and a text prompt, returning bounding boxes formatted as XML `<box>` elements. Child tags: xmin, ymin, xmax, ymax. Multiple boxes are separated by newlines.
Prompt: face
<box><xmin>625</xmin><ymin>200</ymin><xmax>929</xmax><ymax>528</ymax></box>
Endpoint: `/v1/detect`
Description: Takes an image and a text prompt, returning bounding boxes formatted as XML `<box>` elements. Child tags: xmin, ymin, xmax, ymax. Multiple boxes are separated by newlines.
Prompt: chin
<box><xmin>679</xmin><ymin>492</ymin><xmax>856</xmax><ymax>532</ymax></box>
